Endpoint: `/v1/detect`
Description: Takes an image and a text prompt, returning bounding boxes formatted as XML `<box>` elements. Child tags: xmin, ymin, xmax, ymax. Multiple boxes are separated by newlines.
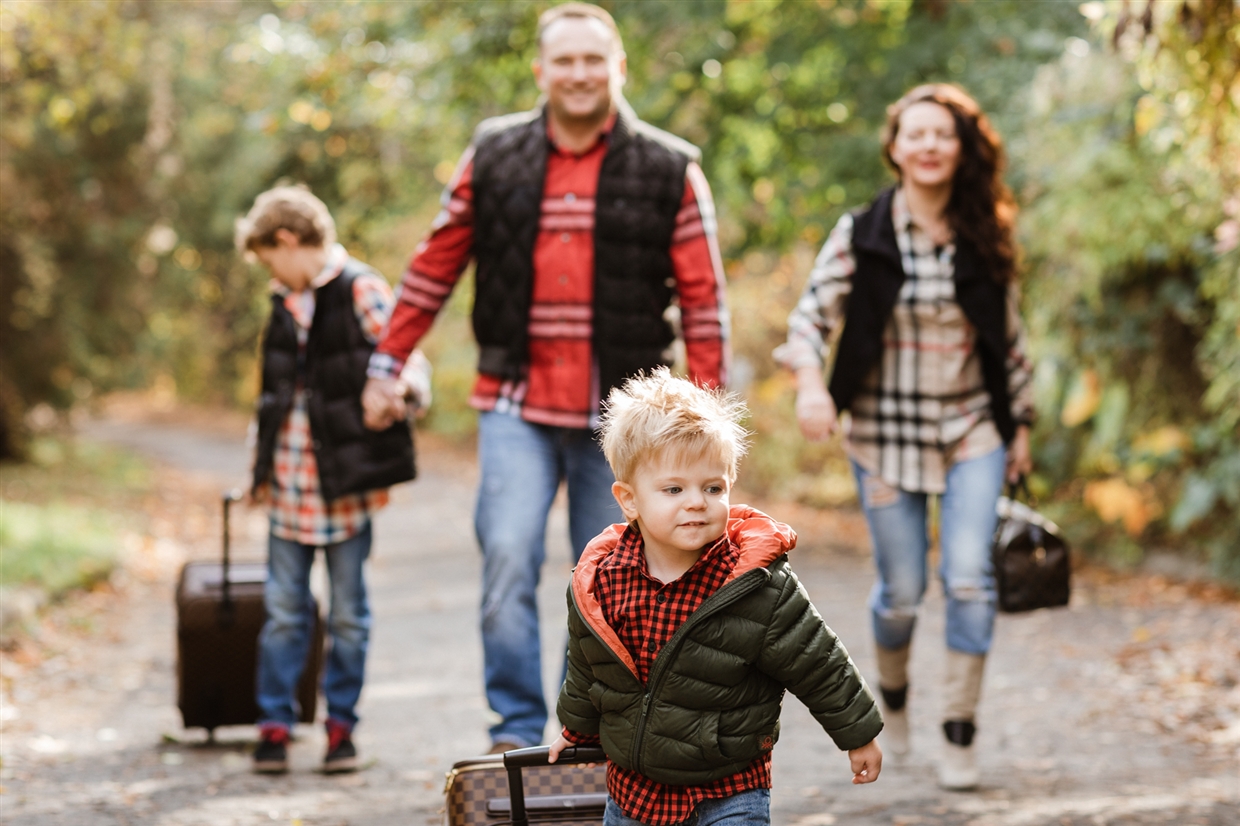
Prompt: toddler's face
<box><xmin>616</xmin><ymin>449</ymin><xmax>731</xmax><ymax>561</ymax></box>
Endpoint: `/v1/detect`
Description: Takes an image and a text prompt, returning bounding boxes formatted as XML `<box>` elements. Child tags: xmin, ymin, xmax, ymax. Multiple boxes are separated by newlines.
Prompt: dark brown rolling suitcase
<box><xmin>444</xmin><ymin>745</ymin><xmax>607</xmax><ymax>826</ymax></box>
<box><xmin>176</xmin><ymin>490</ymin><xmax>324</xmax><ymax>735</ymax></box>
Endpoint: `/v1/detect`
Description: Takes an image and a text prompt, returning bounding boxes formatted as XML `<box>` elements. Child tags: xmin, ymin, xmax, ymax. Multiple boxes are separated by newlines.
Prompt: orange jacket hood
<box><xmin>569</xmin><ymin>505</ymin><xmax>798</xmax><ymax>679</ymax></box>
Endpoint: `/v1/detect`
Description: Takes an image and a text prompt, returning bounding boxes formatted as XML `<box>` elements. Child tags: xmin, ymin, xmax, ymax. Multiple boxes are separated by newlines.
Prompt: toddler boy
<box><xmin>236</xmin><ymin>185</ymin><xmax>422</xmax><ymax>773</ymax></box>
<box><xmin>550</xmin><ymin>368</ymin><xmax>882</xmax><ymax>826</ymax></box>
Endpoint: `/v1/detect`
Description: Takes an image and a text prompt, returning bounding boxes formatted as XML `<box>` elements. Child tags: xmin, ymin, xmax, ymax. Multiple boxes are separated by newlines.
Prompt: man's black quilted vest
<box><xmin>470</xmin><ymin>107</ymin><xmax>696</xmax><ymax>400</ymax></box>
<box><xmin>828</xmin><ymin>187</ymin><xmax>1017</xmax><ymax>443</ymax></box>
<box><xmin>252</xmin><ymin>260</ymin><xmax>415</xmax><ymax>503</ymax></box>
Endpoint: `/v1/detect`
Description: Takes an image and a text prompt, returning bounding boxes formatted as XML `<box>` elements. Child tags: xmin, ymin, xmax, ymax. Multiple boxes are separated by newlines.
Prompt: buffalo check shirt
<box><xmin>774</xmin><ymin>189</ymin><xmax>1035</xmax><ymax>494</ymax></box>
<box><xmin>561</xmin><ymin>527</ymin><xmax>771</xmax><ymax>826</ymax></box>
<box><xmin>368</xmin><ymin>114</ymin><xmax>730</xmax><ymax>428</ymax></box>
<box><xmin>266</xmin><ymin>245</ymin><xmax>393</xmax><ymax>547</ymax></box>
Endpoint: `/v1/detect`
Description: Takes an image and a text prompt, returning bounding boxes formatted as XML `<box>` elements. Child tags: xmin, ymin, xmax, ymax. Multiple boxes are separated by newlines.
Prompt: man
<box><xmin>362</xmin><ymin>2</ymin><xmax>729</xmax><ymax>752</ymax></box>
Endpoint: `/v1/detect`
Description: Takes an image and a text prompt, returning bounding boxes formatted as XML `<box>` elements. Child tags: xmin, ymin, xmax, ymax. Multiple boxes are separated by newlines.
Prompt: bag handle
<box><xmin>219</xmin><ymin>489</ymin><xmax>243</xmax><ymax>626</ymax></box>
<box><xmin>1006</xmin><ymin>475</ymin><xmax>1032</xmax><ymax>503</ymax></box>
<box><xmin>502</xmin><ymin>745</ymin><xmax>607</xmax><ymax>826</ymax></box>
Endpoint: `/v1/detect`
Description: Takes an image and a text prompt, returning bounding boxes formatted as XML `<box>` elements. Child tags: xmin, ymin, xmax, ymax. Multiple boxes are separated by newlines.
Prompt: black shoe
<box><xmin>253</xmin><ymin>728</ymin><xmax>289</xmax><ymax>774</ymax></box>
<box><xmin>324</xmin><ymin>722</ymin><xmax>358</xmax><ymax>774</ymax></box>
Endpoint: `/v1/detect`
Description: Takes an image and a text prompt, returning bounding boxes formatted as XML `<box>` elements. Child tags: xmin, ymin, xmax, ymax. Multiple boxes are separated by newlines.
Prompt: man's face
<box><xmin>533</xmin><ymin>17</ymin><xmax>625</xmax><ymax>125</ymax></box>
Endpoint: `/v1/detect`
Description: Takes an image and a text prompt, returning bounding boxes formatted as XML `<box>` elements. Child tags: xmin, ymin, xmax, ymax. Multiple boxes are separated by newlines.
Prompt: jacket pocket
<box><xmin>698</xmin><ymin>711</ymin><xmax>728</xmax><ymax>766</ymax></box>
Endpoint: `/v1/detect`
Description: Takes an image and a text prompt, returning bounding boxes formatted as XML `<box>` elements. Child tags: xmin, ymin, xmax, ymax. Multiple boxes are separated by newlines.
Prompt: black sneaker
<box><xmin>253</xmin><ymin>726</ymin><xmax>290</xmax><ymax>774</ymax></box>
<box><xmin>323</xmin><ymin>720</ymin><xmax>358</xmax><ymax>774</ymax></box>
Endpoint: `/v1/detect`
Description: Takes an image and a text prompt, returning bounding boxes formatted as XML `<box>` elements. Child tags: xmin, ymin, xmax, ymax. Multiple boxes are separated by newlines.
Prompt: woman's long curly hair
<box><xmin>881</xmin><ymin>84</ymin><xmax>1019</xmax><ymax>284</ymax></box>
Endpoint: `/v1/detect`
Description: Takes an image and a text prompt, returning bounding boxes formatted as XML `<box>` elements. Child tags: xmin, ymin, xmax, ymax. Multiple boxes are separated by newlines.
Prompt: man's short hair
<box><xmin>536</xmin><ymin>2</ymin><xmax>624</xmax><ymax>54</ymax></box>
<box><xmin>600</xmin><ymin>368</ymin><xmax>749</xmax><ymax>484</ymax></box>
<box><xmin>235</xmin><ymin>184</ymin><xmax>336</xmax><ymax>253</ymax></box>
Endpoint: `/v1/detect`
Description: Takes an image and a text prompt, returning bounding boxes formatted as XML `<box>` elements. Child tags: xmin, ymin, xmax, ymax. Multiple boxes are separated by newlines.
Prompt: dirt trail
<box><xmin>0</xmin><ymin>411</ymin><xmax>1236</xmax><ymax>825</ymax></box>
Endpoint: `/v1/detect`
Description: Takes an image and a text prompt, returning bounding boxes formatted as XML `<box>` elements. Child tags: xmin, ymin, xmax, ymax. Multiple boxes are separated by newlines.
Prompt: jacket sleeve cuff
<box><xmin>562</xmin><ymin>727</ymin><xmax>600</xmax><ymax>746</ymax></box>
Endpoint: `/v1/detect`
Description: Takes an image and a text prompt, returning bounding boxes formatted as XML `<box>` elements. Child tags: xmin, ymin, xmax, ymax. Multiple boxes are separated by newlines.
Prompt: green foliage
<box><xmin>0</xmin><ymin>499</ymin><xmax>119</xmax><ymax>593</ymax></box>
<box><xmin>1019</xmin><ymin>0</ymin><xmax>1240</xmax><ymax>578</ymax></box>
<box><xmin>0</xmin><ymin>435</ymin><xmax>150</xmax><ymax>597</ymax></box>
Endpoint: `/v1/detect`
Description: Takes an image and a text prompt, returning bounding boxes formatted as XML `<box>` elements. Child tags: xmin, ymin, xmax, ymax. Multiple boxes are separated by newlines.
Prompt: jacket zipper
<box><xmin>631</xmin><ymin>567</ymin><xmax>772</xmax><ymax>776</ymax></box>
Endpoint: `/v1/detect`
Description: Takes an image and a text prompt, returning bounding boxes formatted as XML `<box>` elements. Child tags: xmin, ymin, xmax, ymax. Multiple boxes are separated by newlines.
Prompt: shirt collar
<box><xmin>546</xmin><ymin>110</ymin><xmax>618</xmax><ymax>156</ymax></box>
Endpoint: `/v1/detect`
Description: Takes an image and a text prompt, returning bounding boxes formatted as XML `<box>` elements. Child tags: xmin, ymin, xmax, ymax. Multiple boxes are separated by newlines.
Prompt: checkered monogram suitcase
<box><xmin>444</xmin><ymin>745</ymin><xmax>606</xmax><ymax>826</ymax></box>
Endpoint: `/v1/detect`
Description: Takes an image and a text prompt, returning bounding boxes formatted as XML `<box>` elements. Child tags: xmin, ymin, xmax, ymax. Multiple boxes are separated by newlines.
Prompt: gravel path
<box><xmin>1</xmin><ymin>414</ymin><xmax>1236</xmax><ymax>825</ymax></box>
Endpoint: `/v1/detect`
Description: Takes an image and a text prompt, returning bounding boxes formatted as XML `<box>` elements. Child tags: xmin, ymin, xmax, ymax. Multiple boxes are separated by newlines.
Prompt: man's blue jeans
<box><xmin>603</xmin><ymin>789</ymin><xmax>771</xmax><ymax>826</ymax></box>
<box><xmin>852</xmin><ymin>447</ymin><xmax>1006</xmax><ymax>656</ymax></box>
<box><xmin>475</xmin><ymin>410</ymin><xmax>623</xmax><ymax>747</ymax></box>
<box><xmin>256</xmin><ymin>523</ymin><xmax>372</xmax><ymax>729</ymax></box>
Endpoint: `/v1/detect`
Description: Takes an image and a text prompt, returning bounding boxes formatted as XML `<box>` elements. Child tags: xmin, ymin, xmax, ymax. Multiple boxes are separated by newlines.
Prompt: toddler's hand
<box><xmin>848</xmin><ymin>739</ymin><xmax>882</xmax><ymax>784</ymax></box>
<box><xmin>546</xmin><ymin>734</ymin><xmax>572</xmax><ymax>764</ymax></box>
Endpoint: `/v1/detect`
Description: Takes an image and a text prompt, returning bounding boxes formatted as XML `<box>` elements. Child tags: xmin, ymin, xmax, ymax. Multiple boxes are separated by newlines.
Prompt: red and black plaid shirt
<box><xmin>563</xmin><ymin>526</ymin><xmax>771</xmax><ymax>825</ymax></box>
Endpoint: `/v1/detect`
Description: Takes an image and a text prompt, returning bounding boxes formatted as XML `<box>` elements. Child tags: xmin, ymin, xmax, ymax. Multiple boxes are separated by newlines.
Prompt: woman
<box><xmin>774</xmin><ymin>84</ymin><xmax>1034</xmax><ymax>791</ymax></box>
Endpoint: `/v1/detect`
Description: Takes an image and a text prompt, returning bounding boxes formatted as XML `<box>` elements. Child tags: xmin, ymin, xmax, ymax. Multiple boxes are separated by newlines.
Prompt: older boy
<box><xmin>550</xmin><ymin>368</ymin><xmax>882</xmax><ymax>826</ymax></box>
<box><xmin>236</xmin><ymin>185</ymin><xmax>420</xmax><ymax>774</ymax></box>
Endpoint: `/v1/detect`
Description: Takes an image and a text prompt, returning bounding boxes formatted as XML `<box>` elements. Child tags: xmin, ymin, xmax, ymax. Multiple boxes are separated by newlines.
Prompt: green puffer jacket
<box><xmin>557</xmin><ymin>505</ymin><xmax>883</xmax><ymax>786</ymax></box>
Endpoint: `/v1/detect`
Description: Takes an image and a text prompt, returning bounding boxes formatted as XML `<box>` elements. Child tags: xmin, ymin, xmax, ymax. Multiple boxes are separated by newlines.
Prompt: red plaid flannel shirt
<box><xmin>369</xmin><ymin>114</ymin><xmax>729</xmax><ymax>428</ymax></box>
<box><xmin>563</xmin><ymin>526</ymin><xmax>771</xmax><ymax>825</ymax></box>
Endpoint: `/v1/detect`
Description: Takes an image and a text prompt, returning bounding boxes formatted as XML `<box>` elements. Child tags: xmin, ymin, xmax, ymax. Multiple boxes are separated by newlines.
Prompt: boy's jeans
<box><xmin>475</xmin><ymin>410</ymin><xmax>623</xmax><ymax>747</ymax></box>
<box><xmin>852</xmin><ymin>446</ymin><xmax>1006</xmax><ymax>656</ymax></box>
<box><xmin>603</xmin><ymin>789</ymin><xmax>771</xmax><ymax>826</ymax></box>
<box><xmin>256</xmin><ymin>523</ymin><xmax>372</xmax><ymax>729</ymax></box>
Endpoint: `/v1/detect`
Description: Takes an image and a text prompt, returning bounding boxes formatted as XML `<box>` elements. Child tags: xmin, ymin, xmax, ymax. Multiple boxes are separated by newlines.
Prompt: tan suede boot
<box><xmin>876</xmin><ymin>644</ymin><xmax>911</xmax><ymax>757</ymax></box>
<box><xmin>938</xmin><ymin>650</ymin><xmax>985</xmax><ymax>790</ymax></box>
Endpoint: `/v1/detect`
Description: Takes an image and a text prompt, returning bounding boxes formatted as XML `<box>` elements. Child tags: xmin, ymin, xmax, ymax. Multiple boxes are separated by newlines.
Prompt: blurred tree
<box><xmin>1019</xmin><ymin>0</ymin><xmax>1239</xmax><ymax>577</ymax></box>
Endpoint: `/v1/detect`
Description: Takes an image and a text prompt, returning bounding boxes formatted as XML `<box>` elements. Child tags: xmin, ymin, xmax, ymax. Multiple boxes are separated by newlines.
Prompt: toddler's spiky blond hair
<box><xmin>599</xmin><ymin>367</ymin><xmax>749</xmax><ymax>484</ymax></box>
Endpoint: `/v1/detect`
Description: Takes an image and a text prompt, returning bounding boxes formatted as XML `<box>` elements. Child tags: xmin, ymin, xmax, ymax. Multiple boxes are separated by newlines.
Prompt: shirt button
<box><xmin>647</xmin><ymin>641</ymin><xmax>657</xmax><ymax>653</ymax></box>
<box><xmin>656</xmin><ymin>593</ymin><xmax>667</xmax><ymax>604</ymax></box>
<box><xmin>558</xmin><ymin>274</ymin><xmax>568</xmax><ymax>285</ymax></box>
<box><xmin>561</xmin><ymin>232</ymin><xmax>571</xmax><ymax>243</ymax></box>
<box><xmin>564</xmin><ymin>192</ymin><xmax>576</xmax><ymax>203</ymax></box>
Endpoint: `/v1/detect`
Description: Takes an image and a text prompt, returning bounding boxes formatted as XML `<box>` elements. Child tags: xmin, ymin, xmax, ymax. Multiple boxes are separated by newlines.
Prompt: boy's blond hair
<box><xmin>599</xmin><ymin>368</ymin><xmax>749</xmax><ymax>484</ymax></box>
<box><xmin>234</xmin><ymin>184</ymin><xmax>336</xmax><ymax>254</ymax></box>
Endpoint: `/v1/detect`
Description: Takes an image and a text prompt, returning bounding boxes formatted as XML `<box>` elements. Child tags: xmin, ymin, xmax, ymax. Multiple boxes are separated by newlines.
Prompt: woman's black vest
<box><xmin>827</xmin><ymin>187</ymin><xmax>1018</xmax><ymax>443</ymax></box>
<box><xmin>252</xmin><ymin>260</ymin><xmax>415</xmax><ymax>502</ymax></box>
<box><xmin>469</xmin><ymin>106</ymin><xmax>697</xmax><ymax>399</ymax></box>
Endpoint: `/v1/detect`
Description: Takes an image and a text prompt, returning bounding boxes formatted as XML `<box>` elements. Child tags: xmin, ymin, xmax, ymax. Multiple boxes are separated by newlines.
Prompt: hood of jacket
<box><xmin>570</xmin><ymin>504</ymin><xmax>797</xmax><ymax>680</ymax></box>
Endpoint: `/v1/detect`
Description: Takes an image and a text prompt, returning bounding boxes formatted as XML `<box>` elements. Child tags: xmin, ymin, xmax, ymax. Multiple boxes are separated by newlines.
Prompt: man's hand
<box><xmin>848</xmin><ymin>739</ymin><xmax>882</xmax><ymax>784</ymax></box>
<box><xmin>794</xmin><ymin>367</ymin><xmax>838</xmax><ymax>442</ymax></box>
<box><xmin>546</xmin><ymin>734</ymin><xmax>572</xmax><ymax>764</ymax></box>
<box><xmin>362</xmin><ymin>376</ymin><xmax>407</xmax><ymax>430</ymax></box>
<box><xmin>1006</xmin><ymin>425</ymin><xmax>1032</xmax><ymax>484</ymax></box>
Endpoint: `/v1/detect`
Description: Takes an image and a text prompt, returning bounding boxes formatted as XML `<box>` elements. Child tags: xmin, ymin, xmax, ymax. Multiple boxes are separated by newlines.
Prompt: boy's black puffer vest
<box><xmin>469</xmin><ymin>106</ymin><xmax>698</xmax><ymax>400</ymax></box>
<box><xmin>252</xmin><ymin>260</ymin><xmax>415</xmax><ymax>503</ymax></box>
<box><xmin>559</xmin><ymin>556</ymin><xmax>882</xmax><ymax>785</ymax></box>
<box><xmin>827</xmin><ymin>187</ymin><xmax>1018</xmax><ymax>444</ymax></box>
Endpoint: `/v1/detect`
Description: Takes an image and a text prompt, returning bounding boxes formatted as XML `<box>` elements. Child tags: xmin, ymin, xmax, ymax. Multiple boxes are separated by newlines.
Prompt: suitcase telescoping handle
<box><xmin>502</xmin><ymin>745</ymin><xmax>606</xmax><ymax>826</ymax></box>
<box><xmin>219</xmin><ymin>489</ymin><xmax>244</xmax><ymax>625</ymax></box>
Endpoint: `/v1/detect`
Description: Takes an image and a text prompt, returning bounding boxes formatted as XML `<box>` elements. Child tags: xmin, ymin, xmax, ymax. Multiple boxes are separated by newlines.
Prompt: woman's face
<box><xmin>889</xmin><ymin>101</ymin><xmax>962</xmax><ymax>190</ymax></box>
